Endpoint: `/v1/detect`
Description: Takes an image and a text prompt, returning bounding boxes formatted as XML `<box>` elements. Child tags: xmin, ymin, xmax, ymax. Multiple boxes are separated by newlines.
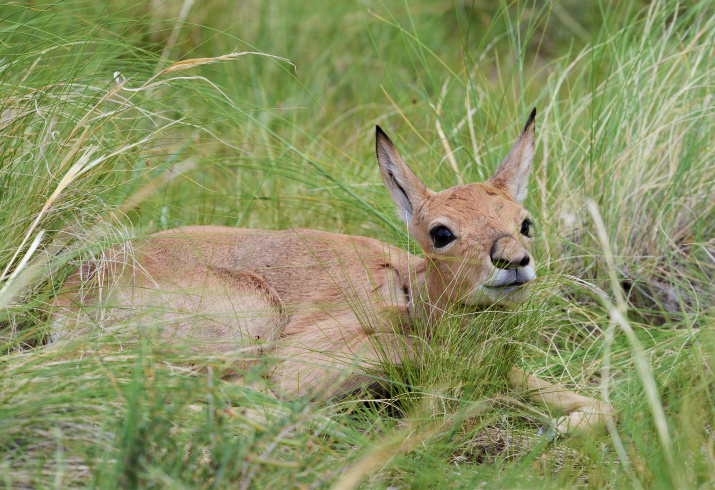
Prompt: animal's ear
<box><xmin>376</xmin><ymin>126</ymin><xmax>431</xmax><ymax>223</ymax></box>
<box><xmin>487</xmin><ymin>108</ymin><xmax>536</xmax><ymax>203</ymax></box>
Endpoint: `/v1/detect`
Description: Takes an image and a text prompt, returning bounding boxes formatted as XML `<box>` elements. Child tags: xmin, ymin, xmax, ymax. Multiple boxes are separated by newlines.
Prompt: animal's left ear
<box><xmin>486</xmin><ymin>108</ymin><xmax>536</xmax><ymax>203</ymax></box>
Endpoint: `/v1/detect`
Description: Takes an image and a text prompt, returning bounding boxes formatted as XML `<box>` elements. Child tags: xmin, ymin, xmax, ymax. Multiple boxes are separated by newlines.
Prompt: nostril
<box><xmin>492</xmin><ymin>256</ymin><xmax>530</xmax><ymax>269</ymax></box>
<box><xmin>491</xmin><ymin>257</ymin><xmax>509</xmax><ymax>269</ymax></box>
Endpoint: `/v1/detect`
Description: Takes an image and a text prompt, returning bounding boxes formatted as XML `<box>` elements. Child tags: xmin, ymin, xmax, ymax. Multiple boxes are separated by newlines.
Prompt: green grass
<box><xmin>1</xmin><ymin>0</ymin><xmax>714</xmax><ymax>487</ymax></box>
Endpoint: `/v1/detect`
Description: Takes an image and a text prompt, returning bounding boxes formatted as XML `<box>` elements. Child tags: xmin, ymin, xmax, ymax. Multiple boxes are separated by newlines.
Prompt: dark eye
<box><xmin>429</xmin><ymin>225</ymin><xmax>456</xmax><ymax>249</ymax></box>
<box><xmin>520</xmin><ymin>219</ymin><xmax>532</xmax><ymax>237</ymax></box>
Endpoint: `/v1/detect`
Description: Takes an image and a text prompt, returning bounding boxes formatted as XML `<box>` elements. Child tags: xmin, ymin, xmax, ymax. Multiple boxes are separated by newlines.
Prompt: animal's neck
<box><xmin>401</xmin><ymin>256</ymin><xmax>447</xmax><ymax>326</ymax></box>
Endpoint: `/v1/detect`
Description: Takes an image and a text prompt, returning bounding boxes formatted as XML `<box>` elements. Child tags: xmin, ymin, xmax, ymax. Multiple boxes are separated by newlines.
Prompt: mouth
<box><xmin>465</xmin><ymin>276</ymin><xmax>535</xmax><ymax>306</ymax></box>
<box><xmin>484</xmin><ymin>280</ymin><xmax>528</xmax><ymax>290</ymax></box>
<box><xmin>482</xmin><ymin>265</ymin><xmax>537</xmax><ymax>292</ymax></box>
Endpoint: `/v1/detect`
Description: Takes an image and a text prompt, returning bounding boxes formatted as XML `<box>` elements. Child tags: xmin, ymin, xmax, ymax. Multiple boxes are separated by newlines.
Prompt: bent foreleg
<box><xmin>509</xmin><ymin>367</ymin><xmax>616</xmax><ymax>435</ymax></box>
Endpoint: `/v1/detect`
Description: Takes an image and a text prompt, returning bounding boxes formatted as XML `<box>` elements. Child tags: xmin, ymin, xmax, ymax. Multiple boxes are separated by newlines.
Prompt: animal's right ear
<box><xmin>376</xmin><ymin>126</ymin><xmax>431</xmax><ymax>223</ymax></box>
<box><xmin>486</xmin><ymin>108</ymin><xmax>536</xmax><ymax>203</ymax></box>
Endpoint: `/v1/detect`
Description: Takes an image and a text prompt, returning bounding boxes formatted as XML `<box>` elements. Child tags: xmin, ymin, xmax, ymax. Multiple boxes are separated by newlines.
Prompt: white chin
<box><xmin>468</xmin><ymin>284</ymin><xmax>530</xmax><ymax>306</ymax></box>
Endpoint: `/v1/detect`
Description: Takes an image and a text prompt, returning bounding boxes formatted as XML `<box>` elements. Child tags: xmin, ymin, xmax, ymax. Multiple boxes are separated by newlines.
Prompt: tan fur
<box><xmin>50</xmin><ymin>109</ymin><xmax>615</xmax><ymax>433</ymax></box>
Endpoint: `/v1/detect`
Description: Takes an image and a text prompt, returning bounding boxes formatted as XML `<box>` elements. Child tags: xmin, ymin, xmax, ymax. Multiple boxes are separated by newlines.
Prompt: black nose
<box><xmin>491</xmin><ymin>255</ymin><xmax>530</xmax><ymax>269</ymax></box>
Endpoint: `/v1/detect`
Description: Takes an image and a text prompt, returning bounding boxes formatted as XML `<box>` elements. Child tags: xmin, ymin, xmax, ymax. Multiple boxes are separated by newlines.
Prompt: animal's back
<box><xmin>142</xmin><ymin>225</ymin><xmax>415</xmax><ymax>306</ymax></box>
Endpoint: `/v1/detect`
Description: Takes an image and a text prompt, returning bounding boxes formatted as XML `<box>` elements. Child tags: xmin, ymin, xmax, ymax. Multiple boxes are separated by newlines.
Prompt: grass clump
<box><xmin>1</xmin><ymin>0</ymin><xmax>714</xmax><ymax>487</ymax></box>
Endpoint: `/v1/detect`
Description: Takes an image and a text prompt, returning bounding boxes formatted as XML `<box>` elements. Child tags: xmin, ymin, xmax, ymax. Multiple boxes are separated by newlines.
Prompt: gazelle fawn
<box><xmin>50</xmin><ymin>108</ymin><xmax>615</xmax><ymax>434</ymax></box>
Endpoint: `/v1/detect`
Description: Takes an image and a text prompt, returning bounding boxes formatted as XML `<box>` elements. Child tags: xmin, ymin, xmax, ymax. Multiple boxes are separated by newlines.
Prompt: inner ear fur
<box><xmin>487</xmin><ymin>107</ymin><xmax>536</xmax><ymax>203</ymax></box>
<box><xmin>375</xmin><ymin>125</ymin><xmax>431</xmax><ymax>223</ymax></box>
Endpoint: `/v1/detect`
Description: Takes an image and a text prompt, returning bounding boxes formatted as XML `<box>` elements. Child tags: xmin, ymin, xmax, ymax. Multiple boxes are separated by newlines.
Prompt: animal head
<box><xmin>376</xmin><ymin>109</ymin><xmax>537</xmax><ymax>306</ymax></box>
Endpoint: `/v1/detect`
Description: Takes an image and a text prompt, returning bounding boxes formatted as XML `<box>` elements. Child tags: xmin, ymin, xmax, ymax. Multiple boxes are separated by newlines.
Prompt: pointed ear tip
<box><xmin>523</xmin><ymin>107</ymin><xmax>537</xmax><ymax>133</ymax></box>
<box><xmin>375</xmin><ymin>124</ymin><xmax>392</xmax><ymax>144</ymax></box>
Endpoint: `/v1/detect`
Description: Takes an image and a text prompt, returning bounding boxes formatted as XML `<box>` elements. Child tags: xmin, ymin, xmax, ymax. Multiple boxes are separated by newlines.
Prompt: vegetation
<box><xmin>0</xmin><ymin>0</ymin><xmax>713</xmax><ymax>487</ymax></box>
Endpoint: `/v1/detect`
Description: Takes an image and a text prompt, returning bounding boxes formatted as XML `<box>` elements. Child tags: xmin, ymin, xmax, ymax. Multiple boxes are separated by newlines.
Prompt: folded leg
<box><xmin>509</xmin><ymin>368</ymin><xmax>616</xmax><ymax>434</ymax></box>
